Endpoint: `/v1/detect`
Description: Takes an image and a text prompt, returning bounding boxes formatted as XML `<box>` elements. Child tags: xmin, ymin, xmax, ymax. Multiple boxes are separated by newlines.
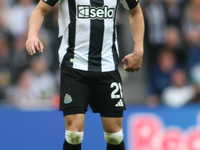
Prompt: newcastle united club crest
<box><xmin>64</xmin><ymin>94</ymin><xmax>72</xmax><ymax>104</ymax></box>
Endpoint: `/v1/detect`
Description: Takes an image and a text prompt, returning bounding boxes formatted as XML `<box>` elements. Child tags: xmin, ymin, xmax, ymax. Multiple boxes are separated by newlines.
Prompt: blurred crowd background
<box><xmin>0</xmin><ymin>0</ymin><xmax>200</xmax><ymax>110</ymax></box>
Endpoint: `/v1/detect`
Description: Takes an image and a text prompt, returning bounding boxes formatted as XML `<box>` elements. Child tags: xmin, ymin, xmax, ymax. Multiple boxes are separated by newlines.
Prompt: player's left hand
<box><xmin>122</xmin><ymin>51</ymin><xmax>143</xmax><ymax>72</ymax></box>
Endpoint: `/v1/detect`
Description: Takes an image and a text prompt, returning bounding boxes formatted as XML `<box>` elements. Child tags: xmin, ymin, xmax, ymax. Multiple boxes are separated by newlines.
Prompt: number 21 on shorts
<box><xmin>110</xmin><ymin>82</ymin><xmax>123</xmax><ymax>99</ymax></box>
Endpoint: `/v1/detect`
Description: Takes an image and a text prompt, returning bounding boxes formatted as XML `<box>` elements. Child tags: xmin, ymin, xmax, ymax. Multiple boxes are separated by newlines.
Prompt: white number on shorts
<box><xmin>110</xmin><ymin>82</ymin><xmax>123</xmax><ymax>99</ymax></box>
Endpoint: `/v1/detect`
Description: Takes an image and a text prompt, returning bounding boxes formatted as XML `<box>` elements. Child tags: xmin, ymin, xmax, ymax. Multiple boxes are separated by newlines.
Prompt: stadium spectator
<box><xmin>181</xmin><ymin>0</ymin><xmax>200</xmax><ymax>70</ymax></box>
<box><xmin>184</xmin><ymin>27</ymin><xmax>200</xmax><ymax>70</ymax></box>
<box><xmin>147</xmin><ymin>49</ymin><xmax>181</xmax><ymax>105</ymax></box>
<box><xmin>163</xmin><ymin>26</ymin><xmax>186</xmax><ymax>65</ymax></box>
<box><xmin>0</xmin><ymin>0</ymin><xmax>11</xmax><ymax>30</ymax></box>
<box><xmin>9</xmin><ymin>35</ymin><xmax>30</xmax><ymax>83</ymax></box>
<box><xmin>182</xmin><ymin>0</ymin><xmax>200</xmax><ymax>33</ymax></box>
<box><xmin>7</xmin><ymin>0</ymin><xmax>36</xmax><ymax>38</ymax></box>
<box><xmin>29</xmin><ymin>56</ymin><xmax>56</xmax><ymax>99</ymax></box>
<box><xmin>6</xmin><ymin>70</ymin><xmax>36</xmax><ymax>108</ymax></box>
<box><xmin>0</xmin><ymin>13</ymin><xmax>13</xmax><ymax>45</ymax></box>
<box><xmin>6</xmin><ymin>56</ymin><xmax>56</xmax><ymax>109</ymax></box>
<box><xmin>161</xmin><ymin>69</ymin><xmax>195</xmax><ymax>107</ymax></box>
<box><xmin>142</xmin><ymin>0</ymin><xmax>167</xmax><ymax>67</ymax></box>
<box><xmin>163</xmin><ymin>0</ymin><xmax>183</xmax><ymax>27</ymax></box>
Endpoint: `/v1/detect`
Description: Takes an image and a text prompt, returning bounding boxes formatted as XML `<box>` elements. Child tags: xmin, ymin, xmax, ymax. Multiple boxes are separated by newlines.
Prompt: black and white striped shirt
<box><xmin>42</xmin><ymin>0</ymin><xmax>139</xmax><ymax>72</ymax></box>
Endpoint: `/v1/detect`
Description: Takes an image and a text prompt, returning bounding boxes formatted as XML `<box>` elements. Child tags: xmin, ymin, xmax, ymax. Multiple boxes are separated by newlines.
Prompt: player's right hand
<box><xmin>25</xmin><ymin>36</ymin><xmax>44</xmax><ymax>55</ymax></box>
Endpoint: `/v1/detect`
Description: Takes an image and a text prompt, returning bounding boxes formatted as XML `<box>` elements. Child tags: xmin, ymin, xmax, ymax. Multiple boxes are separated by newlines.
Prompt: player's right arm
<box><xmin>26</xmin><ymin>0</ymin><xmax>53</xmax><ymax>55</ymax></box>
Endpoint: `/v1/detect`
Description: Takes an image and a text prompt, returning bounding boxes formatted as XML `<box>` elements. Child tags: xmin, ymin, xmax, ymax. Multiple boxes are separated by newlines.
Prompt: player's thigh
<box><xmin>64</xmin><ymin>114</ymin><xmax>85</xmax><ymax>132</ymax></box>
<box><xmin>101</xmin><ymin>117</ymin><xmax>123</xmax><ymax>133</ymax></box>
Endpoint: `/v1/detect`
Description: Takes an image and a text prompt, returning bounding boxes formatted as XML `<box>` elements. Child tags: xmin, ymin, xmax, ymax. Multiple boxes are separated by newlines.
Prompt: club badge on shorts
<box><xmin>64</xmin><ymin>94</ymin><xmax>72</xmax><ymax>104</ymax></box>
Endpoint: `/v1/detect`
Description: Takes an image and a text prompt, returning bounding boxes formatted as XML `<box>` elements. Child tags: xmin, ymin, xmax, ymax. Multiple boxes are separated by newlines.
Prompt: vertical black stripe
<box><xmin>88</xmin><ymin>0</ymin><xmax>104</xmax><ymax>71</ymax></box>
<box><xmin>112</xmin><ymin>0</ymin><xmax>120</xmax><ymax>70</ymax></box>
<box><xmin>62</xmin><ymin>0</ymin><xmax>76</xmax><ymax>68</ymax></box>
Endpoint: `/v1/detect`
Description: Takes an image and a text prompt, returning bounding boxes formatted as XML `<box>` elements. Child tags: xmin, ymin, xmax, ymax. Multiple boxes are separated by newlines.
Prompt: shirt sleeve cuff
<box><xmin>120</xmin><ymin>0</ymin><xmax>139</xmax><ymax>10</ymax></box>
<box><xmin>42</xmin><ymin>0</ymin><xmax>57</xmax><ymax>7</ymax></box>
<box><xmin>129</xmin><ymin>1</ymin><xmax>139</xmax><ymax>10</ymax></box>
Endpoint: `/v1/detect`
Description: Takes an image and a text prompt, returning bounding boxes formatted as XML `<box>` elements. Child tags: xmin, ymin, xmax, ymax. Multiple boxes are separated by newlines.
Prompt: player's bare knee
<box><xmin>104</xmin><ymin>129</ymin><xmax>123</xmax><ymax>145</ymax></box>
<box><xmin>65</xmin><ymin>130</ymin><xmax>84</xmax><ymax>145</ymax></box>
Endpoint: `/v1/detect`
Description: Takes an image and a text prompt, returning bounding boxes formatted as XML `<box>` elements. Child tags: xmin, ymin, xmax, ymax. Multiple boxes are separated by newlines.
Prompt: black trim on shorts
<box><xmin>100</xmin><ymin>111</ymin><xmax>123</xmax><ymax>118</ymax></box>
<box><xmin>63</xmin><ymin>107</ymin><xmax>86</xmax><ymax>116</ymax></box>
<box><xmin>63</xmin><ymin>109</ymin><xmax>123</xmax><ymax>118</ymax></box>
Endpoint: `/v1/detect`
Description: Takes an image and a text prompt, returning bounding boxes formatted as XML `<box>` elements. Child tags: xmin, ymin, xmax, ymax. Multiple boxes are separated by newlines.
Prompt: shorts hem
<box><xmin>62</xmin><ymin>107</ymin><xmax>87</xmax><ymax>116</ymax></box>
<box><xmin>98</xmin><ymin>110</ymin><xmax>125</xmax><ymax>118</ymax></box>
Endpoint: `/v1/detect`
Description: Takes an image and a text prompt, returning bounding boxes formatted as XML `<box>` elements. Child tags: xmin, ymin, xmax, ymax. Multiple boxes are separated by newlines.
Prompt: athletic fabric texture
<box><xmin>60</xmin><ymin>65</ymin><xmax>126</xmax><ymax>116</ymax></box>
<box><xmin>42</xmin><ymin>0</ymin><xmax>139</xmax><ymax>72</ymax></box>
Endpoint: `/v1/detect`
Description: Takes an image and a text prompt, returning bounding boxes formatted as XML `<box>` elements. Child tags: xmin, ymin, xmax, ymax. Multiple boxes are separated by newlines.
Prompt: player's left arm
<box><xmin>122</xmin><ymin>3</ymin><xmax>145</xmax><ymax>72</ymax></box>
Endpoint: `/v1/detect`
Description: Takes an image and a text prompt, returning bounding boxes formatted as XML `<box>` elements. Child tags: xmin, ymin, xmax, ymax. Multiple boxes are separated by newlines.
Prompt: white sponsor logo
<box><xmin>77</xmin><ymin>5</ymin><xmax>115</xmax><ymax>20</ymax></box>
<box><xmin>64</xmin><ymin>94</ymin><xmax>72</xmax><ymax>104</ymax></box>
<box><xmin>115</xmin><ymin>99</ymin><xmax>124</xmax><ymax>107</ymax></box>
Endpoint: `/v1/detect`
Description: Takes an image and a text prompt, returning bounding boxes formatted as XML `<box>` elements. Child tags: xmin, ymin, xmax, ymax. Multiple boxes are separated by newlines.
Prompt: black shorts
<box><xmin>60</xmin><ymin>65</ymin><xmax>126</xmax><ymax>117</ymax></box>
